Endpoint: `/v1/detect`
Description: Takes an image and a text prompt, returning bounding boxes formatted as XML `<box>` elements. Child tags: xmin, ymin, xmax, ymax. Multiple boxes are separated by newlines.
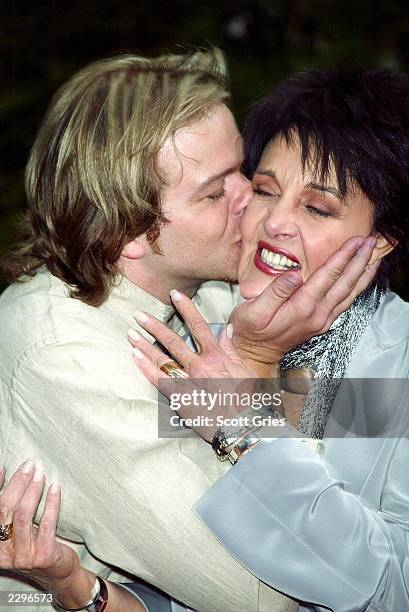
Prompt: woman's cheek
<box><xmin>305</xmin><ymin>239</ymin><xmax>339</xmax><ymax>278</ymax></box>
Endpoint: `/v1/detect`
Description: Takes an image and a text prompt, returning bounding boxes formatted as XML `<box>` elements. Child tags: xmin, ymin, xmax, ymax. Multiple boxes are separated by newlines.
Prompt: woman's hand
<box><xmin>130</xmin><ymin>290</ymin><xmax>255</xmax><ymax>383</ymax></box>
<box><xmin>129</xmin><ymin>294</ymin><xmax>259</xmax><ymax>442</ymax></box>
<box><xmin>229</xmin><ymin>235</ymin><xmax>380</xmax><ymax>374</ymax></box>
<box><xmin>129</xmin><ymin>236</ymin><xmax>379</xmax><ymax>382</ymax></box>
<box><xmin>0</xmin><ymin>462</ymin><xmax>144</xmax><ymax>611</ymax></box>
<box><xmin>0</xmin><ymin>461</ymin><xmax>80</xmax><ymax>590</ymax></box>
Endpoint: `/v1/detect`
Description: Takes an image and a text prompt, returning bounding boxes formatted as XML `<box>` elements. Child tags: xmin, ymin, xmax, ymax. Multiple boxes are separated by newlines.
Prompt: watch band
<box><xmin>225</xmin><ymin>431</ymin><xmax>262</xmax><ymax>464</ymax></box>
<box><xmin>57</xmin><ymin>577</ymin><xmax>108</xmax><ymax>612</ymax></box>
<box><xmin>212</xmin><ymin>425</ymin><xmax>262</xmax><ymax>464</ymax></box>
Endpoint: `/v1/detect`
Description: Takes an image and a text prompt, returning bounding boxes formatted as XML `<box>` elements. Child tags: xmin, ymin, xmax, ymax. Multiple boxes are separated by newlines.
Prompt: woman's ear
<box><xmin>369</xmin><ymin>233</ymin><xmax>398</xmax><ymax>266</ymax></box>
<box><xmin>121</xmin><ymin>239</ymin><xmax>145</xmax><ymax>260</ymax></box>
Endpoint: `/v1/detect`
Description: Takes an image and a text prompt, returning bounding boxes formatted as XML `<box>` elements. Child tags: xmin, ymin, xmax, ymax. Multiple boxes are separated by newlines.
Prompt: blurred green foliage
<box><xmin>1</xmin><ymin>0</ymin><xmax>408</xmax><ymax>297</ymax></box>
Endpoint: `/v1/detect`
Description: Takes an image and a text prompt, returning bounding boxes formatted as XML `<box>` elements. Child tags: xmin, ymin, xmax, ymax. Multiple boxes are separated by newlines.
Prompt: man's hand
<box><xmin>230</xmin><ymin>235</ymin><xmax>379</xmax><ymax>375</ymax></box>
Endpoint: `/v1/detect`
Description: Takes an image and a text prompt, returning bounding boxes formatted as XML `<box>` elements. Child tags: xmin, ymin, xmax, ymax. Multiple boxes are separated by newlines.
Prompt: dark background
<box><xmin>1</xmin><ymin>0</ymin><xmax>408</xmax><ymax>298</ymax></box>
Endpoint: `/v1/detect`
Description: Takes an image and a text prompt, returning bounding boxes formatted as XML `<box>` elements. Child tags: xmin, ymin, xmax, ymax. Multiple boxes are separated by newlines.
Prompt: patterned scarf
<box><xmin>280</xmin><ymin>287</ymin><xmax>383</xmax><ymax>439</ymax></box>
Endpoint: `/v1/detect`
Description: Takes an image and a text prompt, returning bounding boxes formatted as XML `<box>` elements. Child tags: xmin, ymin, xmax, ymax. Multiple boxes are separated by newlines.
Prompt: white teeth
<box><xmin>260</xmin><ymin>248</ymin><xmax>299</xmax><ymax>269</ymax></box>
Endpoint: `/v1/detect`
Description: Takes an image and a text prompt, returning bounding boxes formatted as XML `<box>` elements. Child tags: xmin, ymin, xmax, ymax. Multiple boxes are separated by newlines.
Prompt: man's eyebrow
<box><xmin>193</xmin><ymin>166</ymin><xmax>238</xmax><ymax>196</ymax></box>
<box><xmin>306</xmin><ymin>181</ymin><xmax>342</xmax><ymax>199</ymax></box>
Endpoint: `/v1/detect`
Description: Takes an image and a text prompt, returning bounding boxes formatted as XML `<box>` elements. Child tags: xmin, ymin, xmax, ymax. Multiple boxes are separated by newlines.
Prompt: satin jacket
<box><xmin>195</xmin><ymin>291</ymin><xmax>409</xmax><ymax>612</ymax></box>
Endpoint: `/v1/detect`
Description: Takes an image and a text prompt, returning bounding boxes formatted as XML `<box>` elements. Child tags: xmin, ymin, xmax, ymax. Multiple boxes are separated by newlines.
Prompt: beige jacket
<box><xmin>0</xmin><ymin>269</ymin><xmax>296</xmax><ymax>612</ymax></box>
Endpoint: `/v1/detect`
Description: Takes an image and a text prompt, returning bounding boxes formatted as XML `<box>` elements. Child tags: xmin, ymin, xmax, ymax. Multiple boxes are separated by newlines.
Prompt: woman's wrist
<box><xmin>238</xmin><ymin>355</ymin><xmax>281</xmax><ymax>378</ymax></box>
<box><xmin>49</xmin><ymin>565</ymin><xmax>97</xmax><ymax>609</ymax></box>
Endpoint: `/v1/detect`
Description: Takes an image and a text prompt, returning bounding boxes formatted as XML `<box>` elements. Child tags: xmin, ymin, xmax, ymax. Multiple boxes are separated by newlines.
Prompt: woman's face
<box><xmin>238</xmin><ymin>135</ymin><xmax>375</xmax><ymax>299</ymax></box>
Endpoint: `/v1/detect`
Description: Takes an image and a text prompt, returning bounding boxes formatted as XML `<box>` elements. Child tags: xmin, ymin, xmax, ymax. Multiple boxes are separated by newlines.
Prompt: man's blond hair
<box><xmin>3</xmin><ymin>49</ymin><xmax>229</xmax><ymax>305</ymax></box>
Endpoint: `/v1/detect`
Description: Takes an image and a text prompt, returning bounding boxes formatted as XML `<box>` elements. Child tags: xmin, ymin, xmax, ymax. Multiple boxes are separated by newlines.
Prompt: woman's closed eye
<box><xmin>252</xmin><ymin>186</ymin><xmax>280</xmax><ymax>197</ymax></box>
<box><xmin>305</xmin><ymin>205</ymin><xmax>334</xmax><ymax>218</ymax></box>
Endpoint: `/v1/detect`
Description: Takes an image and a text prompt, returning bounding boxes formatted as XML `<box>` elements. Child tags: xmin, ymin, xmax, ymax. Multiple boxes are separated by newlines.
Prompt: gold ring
<box><xmin>0</xmin><ymin>523</ymin><xmax>13</xmax><ymax>541</ymax></box>
<box><xmin>159</xmin><ymin>360</ymin><xmax>188</xmax><ymax>379</ymax></box>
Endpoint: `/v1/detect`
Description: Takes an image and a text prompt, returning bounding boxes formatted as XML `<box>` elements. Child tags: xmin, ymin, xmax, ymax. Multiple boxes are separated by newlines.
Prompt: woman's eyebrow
<box><xmin>306</xmin><ymin>181</ymin><xmax>342</xmax><ymax>199</ymax></box>
<box><xmin>254</xmin><ymin>169</ymin><xmax>277</xmax><ymax>179</ymax></box>
<box><xmin>254</xmin><ymin>171</ymin><xmax>343</xmax><ymax>201</ymax></box>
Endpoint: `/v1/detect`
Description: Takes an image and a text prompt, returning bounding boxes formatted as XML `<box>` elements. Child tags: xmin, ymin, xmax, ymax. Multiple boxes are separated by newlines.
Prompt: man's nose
<box><xmin>230</xmin><ymin>173</ymin><xmax>253</xmax><ymax>216</ymax></box>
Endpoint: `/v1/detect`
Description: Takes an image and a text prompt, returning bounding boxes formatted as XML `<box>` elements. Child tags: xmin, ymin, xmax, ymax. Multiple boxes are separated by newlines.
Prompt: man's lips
<box><xmin>254</xmin><ymin>240</ymin><xmax>301</xmax><ymax>276</ymax></box>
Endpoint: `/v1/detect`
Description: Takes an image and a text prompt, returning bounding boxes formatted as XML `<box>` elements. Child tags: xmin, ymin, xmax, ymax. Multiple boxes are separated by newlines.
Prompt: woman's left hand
<box><xmin>0</xmin><ymin>461</ymin><xmax>80</xmax><ymax>589</ymax></box>
<box><xmin>129</xmin><ymin>289</ymin><xmax>260</xmax><ymax>442</ymax></box>
<box><xmin>129</xmin><ymin>289</ymin><xmax>255</xmax><ymax>386</ymax></box>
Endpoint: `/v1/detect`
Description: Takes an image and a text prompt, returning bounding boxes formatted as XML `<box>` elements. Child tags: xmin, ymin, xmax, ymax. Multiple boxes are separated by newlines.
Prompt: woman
<box><xmin>131</xmin><ymin>69</ymin><xmax>409</xmax><ymax>612</ymax></box>
<box><xmin>1</xmin><ymin>68</ymin><xmax>409</xmax><ymax>610</ymax></box>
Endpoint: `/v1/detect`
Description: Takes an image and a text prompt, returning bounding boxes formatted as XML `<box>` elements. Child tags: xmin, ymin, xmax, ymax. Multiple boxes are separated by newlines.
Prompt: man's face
<box><xmin>135</xmin><ymin>104</ymin><xmax>252</xmax><ymax>299</ymax></box>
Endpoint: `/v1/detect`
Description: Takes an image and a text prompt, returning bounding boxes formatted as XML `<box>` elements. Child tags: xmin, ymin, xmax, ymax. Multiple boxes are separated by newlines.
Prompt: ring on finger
<box><xmin>159</xmin><ymin>360</ymin><xmax>188</xmax><ymax>379</ymax></box>
<box><xmin>0</xmin><ymin>523</ymin><xmax>13</xmax><ymax>541</ymax></box>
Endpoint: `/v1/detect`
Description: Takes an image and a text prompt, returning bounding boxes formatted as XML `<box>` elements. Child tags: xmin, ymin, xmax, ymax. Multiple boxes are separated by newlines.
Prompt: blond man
<box><xmin>0</xmin><ymin>50</ymin><xmax>295</xmax><ymax>611</ymax></box>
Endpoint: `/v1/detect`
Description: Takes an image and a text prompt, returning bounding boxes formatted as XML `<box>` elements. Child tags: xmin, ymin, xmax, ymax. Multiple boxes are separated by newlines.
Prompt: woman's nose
<box><xmin>263</xmin><ymin>200</ymin><xmax>298</xmax><ymax>240</ymax></box>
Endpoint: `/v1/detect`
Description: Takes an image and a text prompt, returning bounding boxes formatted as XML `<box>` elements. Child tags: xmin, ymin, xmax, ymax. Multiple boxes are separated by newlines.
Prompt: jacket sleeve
<box><xmin>194</xmin><ymin>438</ymin><xmax>409</xmax><ymax>612</ymax></box>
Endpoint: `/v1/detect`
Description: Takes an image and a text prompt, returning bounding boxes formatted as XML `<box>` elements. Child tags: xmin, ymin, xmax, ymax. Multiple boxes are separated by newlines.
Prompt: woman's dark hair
<box><xmin>242</xmin><ymin>68</ymin><xmax>409</xmax><ymax>291</ymax></box>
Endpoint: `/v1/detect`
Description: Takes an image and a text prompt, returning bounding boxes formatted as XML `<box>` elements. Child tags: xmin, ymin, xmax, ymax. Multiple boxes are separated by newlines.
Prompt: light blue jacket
<box><xmin>195</xmin><ymin>291</ymin><xmax>409</xmax><ymax>612</ymax></box>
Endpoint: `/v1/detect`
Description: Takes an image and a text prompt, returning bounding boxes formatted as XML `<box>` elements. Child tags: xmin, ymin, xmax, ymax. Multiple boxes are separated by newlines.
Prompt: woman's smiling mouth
<box><xmin>254</xmin><ymin>241</ymin><xmax>301</xmax><ymax>275</ymax></box>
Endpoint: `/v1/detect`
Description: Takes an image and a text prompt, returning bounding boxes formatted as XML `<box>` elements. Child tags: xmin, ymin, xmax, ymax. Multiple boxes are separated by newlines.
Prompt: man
<box><xmin>0</xmin><ymin>49</ymin><xmax>296</xmax><ymax>612</ymax></box>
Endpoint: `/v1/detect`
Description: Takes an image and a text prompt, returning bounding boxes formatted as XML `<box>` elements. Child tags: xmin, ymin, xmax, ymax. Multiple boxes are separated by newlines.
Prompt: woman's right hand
<box><xmin>229</xmin><ymin>235</ymin><xmax>379</xmax><ymax>373</ymax></box>
<box><xmin>0</xmin><ymin>461</ymin><xmax>80</xmax><ymax>589</ymax></box>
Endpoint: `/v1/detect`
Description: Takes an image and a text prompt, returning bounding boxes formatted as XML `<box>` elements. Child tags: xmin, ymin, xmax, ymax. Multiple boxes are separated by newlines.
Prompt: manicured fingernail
<box><xmin>33</xmin><ymin>467</ymin><xmax>44</xmax><ymax>482</ymax></box>
<box><xmin>366</xmin><ymin>236</ymin><xmax>378</xmax><ymax>249</ymax></box>
<box><xmin>128</xmin><ymin>328</ymin><xmax>141</xmax><ymax>343</ymax></box>
<box><xmin>170</xmin><ymin>289</ymin><xmax>182</xmax><ymax>301</ymax></box>
<box><xmin>20</xmin><ymin>460</ymin><xmax>34</xmax><ymax>474</ymax></box>
<box><xmin>132</xmin><ymin>347</ymin><xmax>144</xmax><ymax>360</ymax></box>
<box><xmin>284</xmin><ymin>274</ymin><xmax>301</xmax><ymax>287</ymax></box>
<box><xmin>134</xmin><ymin>310</ymin><xmax>149</xmax><ymax>324</ymax></box>
<box><xmin>357</xmin><ymin>237</ymin><xmax>376</xmax><ymax>254</ymax></box>
<box><xmin>226</xmin><ymin>324</ymin><xmax>234</xmax><ymax>339</ymax></box>
<box><xmin>50</xmin><ymin>481</ymin><xmax>60</xmax><ymax>493</ymax></box>
<box><xmin>366</xmin><ymin>260</ymin><xmax>380</xmax><ymax>271</ymax></box>
<box><xmin>0</xmin><ymin>466</ymin><xmax>4</xmax><ymax>479</ymax></box>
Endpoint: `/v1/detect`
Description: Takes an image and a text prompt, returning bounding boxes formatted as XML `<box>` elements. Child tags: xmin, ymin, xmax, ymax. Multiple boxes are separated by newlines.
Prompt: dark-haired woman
<box><xmin>130</xmin><ymin>68</ymin><xmax>409</xmax><ymax>612</ymax></box>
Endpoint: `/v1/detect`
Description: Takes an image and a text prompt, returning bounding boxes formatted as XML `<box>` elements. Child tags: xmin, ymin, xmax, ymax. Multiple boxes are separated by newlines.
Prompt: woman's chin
<box><xmin>238</xmin><ymin>279</ymin><xmax>269</xmax><ymax>300</ymax></box>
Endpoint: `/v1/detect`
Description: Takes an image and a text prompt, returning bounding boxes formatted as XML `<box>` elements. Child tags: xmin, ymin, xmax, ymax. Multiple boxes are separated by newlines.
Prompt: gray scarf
<box><xmin>280</xmin><ymin>287</ymin><xmax>382</xmax><ymax>439</ymax></box>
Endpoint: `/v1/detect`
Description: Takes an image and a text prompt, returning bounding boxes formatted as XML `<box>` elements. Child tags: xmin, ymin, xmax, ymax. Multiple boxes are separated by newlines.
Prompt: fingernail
<box><xmin>367</xmin><ymin>236</ymin><xmax>378</xmax><ymax>249</ymax></box>
<box><xmin>128</xmin><ymin>328</ymin><xmax>141</xmax><ymax>342</ymax></box>
<box><xmin>134</xmin><ymin>310</ymin><xmax>149</xmax><ymax>324</ymax></box>
<box><xmin>226</xmin><ymin>324</ymin><xmax>234</xmax><ymax>339</ymax></box>
<box><xmin>20</xmin><ymin>460</ymin><xmax>34</xmax><ymax>474</ymax></box>
<box><xmin>50</xmin><ymin>481</ymin><xmax>60</xmax><ymax>493</ymax></box>
<box><xmin>366</xmin><ymin>260</ymin><xmax>380</xmax><ymax>271</ymax></box>
<box><xmin>0</xmin><ymin>466</ymin><xmax>4</xmax><ymax>479</ymax></box>
<box><xmin>33</xmin><ymin>467</ymin><xmax>44</xmax><ymax>483</ymax></box>
<box><xmin>284</xmin><ymin>274</ymin><xmax>302</xmax><ymax>288</ymax></box>
<box><xmin>170</xmin><ymin>289</ymin><xmax>182</xmax><ymax>301</ymax></box>
<box><xmin>357</xmin><ymin>236</ymin><xmax>376</xmax><ymax>254</ymax></box>
<box><xmin>132</xmin><ymin>347</ymin><xmax>144</xmax><ymax>360</ymax></box>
